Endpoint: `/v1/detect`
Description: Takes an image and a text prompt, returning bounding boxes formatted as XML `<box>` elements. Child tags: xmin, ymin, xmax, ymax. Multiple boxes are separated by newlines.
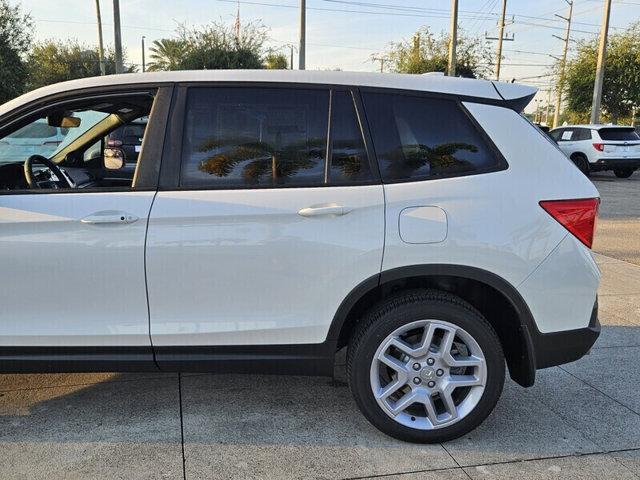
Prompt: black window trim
<box><xmin>359</xmin><ymin>86</ymin><xmax>509</xmax><ymax>185</ymax></box>
<box><xmin>160</xmin><ymin>82</ymin><xmax>382</xmax><ymax>191</ymax></box>
<box><xmin>0</xmin><ymin>84</ymin><xmax>173</xmax><ymax>196</ymax></box>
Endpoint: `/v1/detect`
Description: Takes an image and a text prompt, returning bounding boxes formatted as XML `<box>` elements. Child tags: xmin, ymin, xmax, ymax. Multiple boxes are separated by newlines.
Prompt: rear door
<box><xmin>146</xmin><ymin>85</ymin><xmax>384</xmax><ymax>354</ymax></box>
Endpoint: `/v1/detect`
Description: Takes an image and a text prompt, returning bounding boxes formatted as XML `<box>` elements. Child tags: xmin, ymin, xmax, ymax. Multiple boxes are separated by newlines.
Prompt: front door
<box><xmin>146</xmin><ymin>86</ymin><xmax>384</xmax><ymax>351</ymax></box>
<box><xmin>0</xmin><ymin>88</ymin><xmax>169</xmax><ymax>362</ymax></box>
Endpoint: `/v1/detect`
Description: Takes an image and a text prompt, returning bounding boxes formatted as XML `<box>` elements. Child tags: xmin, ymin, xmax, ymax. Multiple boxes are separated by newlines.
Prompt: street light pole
<box><xmin>141</xmin><ymin>36</ymin><xmax>146</xmax><ymax>72</ymax></box>
<box><xmin>590</xmin><ymin>0</ymin><xmax>612</xmax><ymax>124</ymax></box>
<box><xmin>298</xmin><ymin>0</ymin><xmax>306</xmax><ymax>70</ymax></box>
<box><xmin>95</xmin><ymin>0</ymin><xmax>106</xmax><ymax>75</ymax></box>
<box><xmin>113</xmin><ymin>0</ymin><xmax>124</xmax><ymax>74</ymax></box>
<box><xmin>447</xmin><ymin>0</ymin><xmax>458</xmax><ymax>76</ymax></box>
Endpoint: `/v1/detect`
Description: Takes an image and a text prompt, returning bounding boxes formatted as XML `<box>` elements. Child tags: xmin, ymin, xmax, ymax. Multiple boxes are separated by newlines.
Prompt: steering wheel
<box><xmin>24</xmin><ymin>154</ymin><xmax>72</xmax><ymax>189</ymax></box>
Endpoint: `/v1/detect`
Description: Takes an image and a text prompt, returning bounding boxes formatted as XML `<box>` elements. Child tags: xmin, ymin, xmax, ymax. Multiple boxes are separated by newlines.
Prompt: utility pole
<box><xmin>299</xmin><ymin>0</ymin><xmax>306</xmax><ymax>70</ymax></box>
<box><xmin>495</xmin><ymin>0</ymin><xmax>507</xmax><ymax>80</ymax></box>
<box><xmin>552</xmin><ymin>0</ymin><xmax>573</xmax><ymax>128</ymax></box>
<box><xmin>371</xmin><ymin>55</ymin><xmax>388</xmax><ymax>73</ymax></box>
<box><xmin>113</xmin><ymin>0</ymin><xmax>124</xmax><ymax>74</ymax></box>
<box><xmin>485</xmin><ymin>0</ymin><xmax>513</xmax><ymax>81</ymax></box>
<box><xmin>545</xmin><ymin>89</ymin><xmax>552</xmax><ymax>125</ymax></box>
<box><xmin>95</xmin><ymin>0</ymin><xmax>106</xmax><ymax>75</ymax></box>
<box><xmin>141</xmin><ymin>36</ymin><xmax>146</xmax><ymax>72</ymax></box>
<box><xmin>447</xmin><ymin>0</ymin><xmax>458</xmax><ymax>76</ymax></box>
<box><xmin>590</xmin><ymin>0</ymin><xmax>612</xmax><ymax>124</ymax></box>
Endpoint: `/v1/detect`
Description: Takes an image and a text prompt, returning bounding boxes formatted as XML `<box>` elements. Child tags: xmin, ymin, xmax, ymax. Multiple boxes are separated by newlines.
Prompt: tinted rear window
<box><xmin>362</xmin><ymin>92</ymin><xmax>504</xmax><ymax>182</ymax></box>
<box><xmin>599</xmin><ymin>128</ymin><xmax>640</xmax><ymax>141</ymax></box>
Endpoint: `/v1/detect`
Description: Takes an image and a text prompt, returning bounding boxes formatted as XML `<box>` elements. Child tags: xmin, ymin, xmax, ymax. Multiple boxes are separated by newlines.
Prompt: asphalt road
<box><xmin>592</xmin><ymin>171</ymin><xmax>640</xmax><ymax>265</ymax></box>
<box><xmin>0</xmin><ymin>172</ymin><xmax>639</xmax><ymax>479</ymax></box>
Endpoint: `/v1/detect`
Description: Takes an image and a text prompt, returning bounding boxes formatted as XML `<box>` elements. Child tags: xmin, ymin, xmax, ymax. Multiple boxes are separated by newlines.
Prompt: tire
<box><xmin>614</xmin><ymin>169</ymin><xmax>634</xmax><ymax>178</ymax></box>
<box><xmin>571</xmin><ymin>154</ymin><xmax>590</xmax><ymax>176</ymax></box>
<box><xmin>347</xmin><ymin>289</ymin><xmax>505</xmax><ymax>443</ymax></box>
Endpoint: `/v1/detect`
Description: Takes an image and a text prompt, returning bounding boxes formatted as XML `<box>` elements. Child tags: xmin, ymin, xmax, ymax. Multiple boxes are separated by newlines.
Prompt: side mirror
<box><xmin>104</xmin><ymin>147</ymin><xmax>125</xmax><ymax>170</ymax></box>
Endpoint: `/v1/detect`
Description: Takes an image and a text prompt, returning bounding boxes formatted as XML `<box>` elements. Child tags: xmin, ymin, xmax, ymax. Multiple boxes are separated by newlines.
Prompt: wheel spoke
<box><xmin>446</xmin><ymin>374</ymin><xmax>484</xmax><ymax>388</ymax></box>
<box><xmin>389</xmin><ymin>391</ymin><xmax>417</xmax><ymax>415</ymax></box>
<box><xmin>378</xmin><ymin>353</ymin><xmax>409</xmax><ymax>374</ymax></box>
<box><xmin>438</xmin><ymin>388</ymin><xmax>459</xmax><ymax>422</ymax></box>
<box><xmin>377</xmin><ymin>377</ymin><xmax>406</xmax><ymax>400</ymax></box>
<box><xmin>443</xmin><ymin>353</ymin><xmax>484</xmax><ymax>369</ymax></box>
<box><xmin>439</xmin><ymin>328</ymin><xmax>456</xmax><ymax>356</ymax></box>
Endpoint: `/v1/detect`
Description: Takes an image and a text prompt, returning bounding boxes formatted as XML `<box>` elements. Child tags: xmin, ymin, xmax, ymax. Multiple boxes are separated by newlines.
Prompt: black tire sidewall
<box><xmin>614</xmin><ymin>169</ymin><xmax>633</xmax><ymax>178</ymax></box>
<box><xmin>349</xmin><ymin>295</ymin><xmax>505</xmax><ymax>443</ymax></box>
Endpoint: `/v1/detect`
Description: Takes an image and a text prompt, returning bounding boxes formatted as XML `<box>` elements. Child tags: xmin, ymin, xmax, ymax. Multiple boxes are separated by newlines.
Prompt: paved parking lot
<box><xmin>1</xmin><ymin>171</ymin><xmax>639</xmax><ymax>480</ymax></box>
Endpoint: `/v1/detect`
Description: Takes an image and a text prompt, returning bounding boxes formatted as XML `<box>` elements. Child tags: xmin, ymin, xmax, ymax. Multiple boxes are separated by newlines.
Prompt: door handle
<box><xmin>298</xmin><ymin>204</ymin><xmax>351</xmax><ymax>217</ymax></box>
<box><xmin>81</xmin><ymin>211</ymin><xmax>139</xmax><ymax>225</ymax></box>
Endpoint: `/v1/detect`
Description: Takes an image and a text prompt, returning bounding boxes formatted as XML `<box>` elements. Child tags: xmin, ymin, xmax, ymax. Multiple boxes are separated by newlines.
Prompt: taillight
<box><xmin>592</xmin><ymin>143</ymin><xmax>604</xmax><ymax>151</ymax></box>
<box><xmin>539</xmin><ymin>198</ymin><xmax>599</xmax><ymax>248</ymax></box>
<box><xmin>108</xmin><ymin>139</ymin><xmax>123</xmax><ymax>147</ymax></box>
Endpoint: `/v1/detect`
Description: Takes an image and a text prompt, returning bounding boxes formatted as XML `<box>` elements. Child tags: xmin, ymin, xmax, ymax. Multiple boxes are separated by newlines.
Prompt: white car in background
<box><xmin>550</xmin><ymin>124</ymin><xmax>640</xmax><ymax>178</ymax></box>
<box><xmin>0</xmin><ymin>119</ymin><xmax>68</xmax><ymax>163</ymax></box>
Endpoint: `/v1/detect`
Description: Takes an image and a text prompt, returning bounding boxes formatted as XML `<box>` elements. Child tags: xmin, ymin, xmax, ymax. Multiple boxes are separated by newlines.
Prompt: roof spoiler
<box><xmin>492</xmin><ymin>81</ymin><xmax>537</xmax><ymax>112</ymax></box>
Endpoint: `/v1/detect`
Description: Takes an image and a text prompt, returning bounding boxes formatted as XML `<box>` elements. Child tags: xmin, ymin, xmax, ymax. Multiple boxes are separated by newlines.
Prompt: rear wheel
<box><xmin>571</xmin><ymin>154</ymin><xmax>590</xmax><ymax>176</ymax></box>
<box><xmin>347</xmin><ymin>290</ymin><xmax>505</xmax><ymax>443</ymax></box>
<box><xmin>614</xmin><ymin>169</ymin><xmax>634</xmax><ymax>178</ymax></box>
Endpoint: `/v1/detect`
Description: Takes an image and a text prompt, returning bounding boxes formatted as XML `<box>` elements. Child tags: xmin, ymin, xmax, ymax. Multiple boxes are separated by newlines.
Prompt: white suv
<box><xmin>0</xmin><ymin>71</ymin><xmax>600</xmax><ymax>443</ymax></box>
<box><xmin>550</xmin><ymin>124</ymin><xmax>640</xmax><ymax>178</ymax></box>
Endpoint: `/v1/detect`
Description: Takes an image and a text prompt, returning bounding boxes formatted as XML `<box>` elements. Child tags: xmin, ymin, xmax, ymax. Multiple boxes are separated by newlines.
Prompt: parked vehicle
<box><xmin>0</xmin><ymin>119</ymin><xmax>68</xmax><ymax>164</ymax></box>
<box><xmin>0</xmin><ymin>71</ymin><xmax>600</xmax><ymax>443</ymax></box>
<box><xmin>550</xmin><ymin>124</ymin><xmax>640</xmax><ymax>178</ymax></box>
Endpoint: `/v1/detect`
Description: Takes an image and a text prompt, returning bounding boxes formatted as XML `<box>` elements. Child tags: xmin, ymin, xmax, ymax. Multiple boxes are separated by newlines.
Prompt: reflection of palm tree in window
<box><xmin>331</xmin><ymin>140</ymin><xmax>365</xmax><ymax>179</ymax></box>
<box><xmin>388</xmin><ymin>142</ymin><xmax>478</xmax><ymax>178</ymax></box>
<box><xmin>195</xmin><ymin>136</ymin><xmax>324</xmax><ymax>184</ymax></box>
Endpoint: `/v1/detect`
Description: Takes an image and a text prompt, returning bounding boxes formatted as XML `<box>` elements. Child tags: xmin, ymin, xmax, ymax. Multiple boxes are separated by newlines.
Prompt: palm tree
<box><xmin>146</xmin><ymin>39</ymin><xmax>186</xmax><ymax>71</ymax></box>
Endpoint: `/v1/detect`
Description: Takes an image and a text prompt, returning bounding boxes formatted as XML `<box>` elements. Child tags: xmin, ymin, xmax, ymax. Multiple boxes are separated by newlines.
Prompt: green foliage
<box><xmin>27</xmin><ymin>40</ymin><xmax>136</xmax><ymax>90</ymax></box>
<box><xmin>383</xmin><ymin>27</ymin><xmax>492</xmax><ymax>79</ymax></box>
<box><xmin>147</xmin><ymin>21</ymin><xmax>278</xmax><ymax>71</ymax></box>
<box><xmin>147</xmin><ymin>39</ymin><xmax>186</xmax><ymax>72</ymax></box>
<box><xmin>0</xmin><ymin>0</ymin><xmax>33</xmax><ymax>103</ymax></box>
<box><xmin>562</xmin><ymin>21</ymin><xmax>640</xmax><ymax>123</ymax></box>
<box><xmin>264</xmin><ymin>52</ymin><xmax>288</xmax><ymax>70</ymax></box>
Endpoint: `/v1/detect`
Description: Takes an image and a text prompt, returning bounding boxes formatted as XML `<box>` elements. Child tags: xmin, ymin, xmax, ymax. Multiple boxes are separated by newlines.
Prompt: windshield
<box><xmin>0</xmin><ymin>110</ymin><xmax>109</xmax><ymax>165</ymax></box>
<box><xmin>599</xmin><ymin>128</ymin><xmax>640</xmax><ymax>141</ymax></box>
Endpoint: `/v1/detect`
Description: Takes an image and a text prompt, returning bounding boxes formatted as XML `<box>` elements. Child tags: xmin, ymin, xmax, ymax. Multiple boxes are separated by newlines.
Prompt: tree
<box><xmin>383</xmin><ymin>27</ymin><xmax>492</xmax><ymax>79</ymax></box>
<box><xmin>264</xmin><ymin>52</ymin><xmax>288</xmax><ymax>70</ymax></box>
<box><xmin>561</xmin><ymin>22</ymin><xmax>640</xmax><ymax>124</ymax></box>
<box><xmin>0</xmin><ymin>0</ymin><xmax>33</xmax><ymax>103</ymax></box>
<box><xmin>148</xmin><ymin>21</ymin><xmax>269</xmax><ymax>71</ymax></box>
<box><xmin>27</xmin><ymin>40</ymin><xmax>136</xmax><ymax>90</ymax></box>
<box><xmin>147</xmin><ymin>39</ymin><xmax>186</xmax><ymax>72</ymax></box>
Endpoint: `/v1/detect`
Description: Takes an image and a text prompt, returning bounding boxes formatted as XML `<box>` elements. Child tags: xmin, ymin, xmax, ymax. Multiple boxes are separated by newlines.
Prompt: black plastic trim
<box><xmin>531</xmin><ymin>299</ymin><xmax>600</xmax><ymax>369</ymax></box>
<box><xmin>154</xmin><ymin>344</ymin><xmax>335</xmax><ymax>376</ymax></box>
<box><xmin>0</xmin><ymin>346</ymin><xmax>156</xmax><ymax>373</ymax></box>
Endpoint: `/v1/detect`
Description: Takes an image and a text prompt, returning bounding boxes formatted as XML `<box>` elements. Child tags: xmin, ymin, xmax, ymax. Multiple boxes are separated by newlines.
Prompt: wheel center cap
<box><xmin>420</xmin><ymin>368</ymin><xmax>436</xmax><ymax>380</ymax></box>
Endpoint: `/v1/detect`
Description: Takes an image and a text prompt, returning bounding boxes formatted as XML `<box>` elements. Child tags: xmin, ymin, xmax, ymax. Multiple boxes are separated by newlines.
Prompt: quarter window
<box><xmin>180</xmin><ymin>88</ymin><xmax>329</xmax><ymax>188</ymax></box>
<box><xmin>362</xmin><ymin>92</ymin><xmax>503</xmax><ymax>182</ymax></box>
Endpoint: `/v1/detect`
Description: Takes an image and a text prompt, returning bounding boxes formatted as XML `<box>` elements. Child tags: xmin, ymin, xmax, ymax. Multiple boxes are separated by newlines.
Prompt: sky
<box><xmin>16</xmin><ymin>0</ymin><xmax>640</xmax><ymax>115</ymax></box>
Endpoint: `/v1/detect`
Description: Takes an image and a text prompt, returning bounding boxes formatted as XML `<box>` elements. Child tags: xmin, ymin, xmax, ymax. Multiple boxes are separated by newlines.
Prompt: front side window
<box><xmin>362</xmin><ymin>92</ymin><xmax>503</xmax><ymax>182</ymax></box>
<box><xmin>181</xmin><ymin>88</ymin><xmax>329</xmax><ymax>188</ymax></box>
<box><xmin>0</xmin><ymin>94</ymin><xmax>155</xmax><ymax>191</ymax></box>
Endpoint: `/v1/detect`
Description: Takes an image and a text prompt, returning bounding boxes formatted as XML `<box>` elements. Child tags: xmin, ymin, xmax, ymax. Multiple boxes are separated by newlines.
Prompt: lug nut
<box><xmin>413</xmin><ymin>362</ymin><xmax>421</xmax><ymax>371</ymax></box>
<box><xmin>427</xmin><ymin>358</ymin><xmax>435</xmax><ymax>366</ymax></box>
<box><xmin>413</xmin><ymin>377</ymin><xmax>421</xmax><ymax>385</ymax></box>
<box><xmin>436</xmin><ymin>369</ymin><xmax>444</xmax><ymax>377</ymax></box>
<box><xmin>427</xmin><ymin>381</ymin><xmax>436</xmax><ymax>388</ymax></box>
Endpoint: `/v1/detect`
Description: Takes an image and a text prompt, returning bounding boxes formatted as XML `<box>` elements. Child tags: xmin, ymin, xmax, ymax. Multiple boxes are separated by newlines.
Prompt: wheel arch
<box><xmin>327</xmin><ymin>265</ymin><xmax>538</xmax><ymax>387</ymax></box>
